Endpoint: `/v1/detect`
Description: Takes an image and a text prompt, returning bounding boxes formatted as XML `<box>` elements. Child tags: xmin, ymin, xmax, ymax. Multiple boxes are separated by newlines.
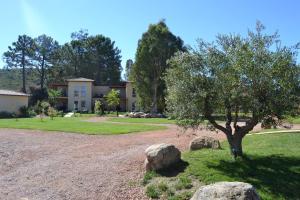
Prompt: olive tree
<box><xmin>165</xmin><ymin>22</ymin><xmax>299</xmax><ymax>158</ymax></box>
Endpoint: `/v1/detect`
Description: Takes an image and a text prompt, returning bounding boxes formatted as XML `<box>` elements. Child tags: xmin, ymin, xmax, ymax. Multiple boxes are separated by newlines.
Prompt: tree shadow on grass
<box><xmin>157</xmin><ymin>159</ymin><xmax>189</xmax><ymax>177</ymax></box>
<box><xmin>206</xmin><ymin>154</ymin><xmax>300</xmax><ymax>199</ymax></box>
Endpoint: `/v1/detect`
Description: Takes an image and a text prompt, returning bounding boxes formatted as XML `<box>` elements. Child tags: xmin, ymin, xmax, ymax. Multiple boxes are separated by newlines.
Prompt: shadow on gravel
<box><xmin>157</xmin><ymin>160</ymin><xmax>189</xmax><ymax>177</ymax></box>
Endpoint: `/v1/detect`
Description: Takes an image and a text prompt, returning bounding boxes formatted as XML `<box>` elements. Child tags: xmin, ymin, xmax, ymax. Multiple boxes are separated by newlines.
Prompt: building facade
<box><xmin>50</xmin><ymin>78</ymin><xmax>137</xmax><ymax>112</ymax></box>
<box><xmin>0</xmin><ymin>90</ymin><xmax>29</xmax><ymax>114</ymax></box>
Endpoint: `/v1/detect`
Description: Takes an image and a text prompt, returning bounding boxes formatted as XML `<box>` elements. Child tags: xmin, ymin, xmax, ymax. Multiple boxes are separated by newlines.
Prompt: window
<box><xmin>81</xmin><ymin>86</ymin><xmax>86</xmax><ymax>97</ymax></box>
<box><xmin>132</xmin><ymin>88</ymin><xmax>136</xmax><ymax>97</ymax></box>
<box><xmin>74</xmin><ymin>90</ymin><xmax>79</xmax><ymax>97</ymax></box>
<box><xmin>74</xmin><ymin>86</ymin><xmax>80</xmax><ymax>97</ymax></box>
<box><xmin>132</xmin><ymin>102</ymin><xmax>136</xmax><ymax>111</ymax></box>
<box><xmin>81</xmin><ymin>101</ymin><xmax>86</xmax><ymax>108</ymax></box>
<box><xmin>74</xmin><ymin>101</ymin><xmax>78</xmax><ymax>111</ymax></box>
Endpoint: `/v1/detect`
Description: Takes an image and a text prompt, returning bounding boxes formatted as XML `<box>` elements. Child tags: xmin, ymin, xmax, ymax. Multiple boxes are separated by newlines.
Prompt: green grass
<box><xmin>286</xmin><ymin>116</ymin><xmax>300</xmax><ymax>124</ymax></box>
<box><xmin>177</xmin><ymin>132</ymin><xmax>300</xmax><ymax>200</ymax></box>
<box><xmin>146</xmin><ymin>184</ymin><xmax>161</xmax><ymax>199</ymax></box>
<box><xmin>174</xmin><ymin>176</ymin><xmax>193</xmax><ymax>190</ymax></box>
<box><xmin>108</xmin><ymin>117</ymin><xmax>176</xmax><ymax>124</ymax></box>
<box><xmin>0</xmin><ymin>117</ymin><xmax>166</xmax><ymax>135</ymax></box>
<box><xmin>143</xmin><ymin>171</ymin><xmax>159</xmax><ymax>185</ymax></box>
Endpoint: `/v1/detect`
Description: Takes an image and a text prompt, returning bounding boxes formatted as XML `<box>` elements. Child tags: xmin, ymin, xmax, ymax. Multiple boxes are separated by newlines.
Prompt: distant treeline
<box><xmin>2</xmin><ymin>29</ymin><xmax>122</xmax><ymax>93</ymax></box>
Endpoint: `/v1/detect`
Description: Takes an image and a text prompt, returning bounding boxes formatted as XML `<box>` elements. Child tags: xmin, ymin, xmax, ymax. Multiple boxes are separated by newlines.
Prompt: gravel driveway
<box><xmin>0</xmin><ymin>123</ymin><xmax>228</xmax><ymax>200</ymax></box>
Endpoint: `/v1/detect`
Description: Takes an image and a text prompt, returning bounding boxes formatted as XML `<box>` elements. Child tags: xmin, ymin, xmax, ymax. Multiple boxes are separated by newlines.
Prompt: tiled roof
<box><xmin>67</xmin><ymin>77</ymin><xmax>94</xmax><ymax>82</ymax></box>
<box><xmin>0</xmin><ymin>90</ymin><xmax>30</xmax><ymax>96</ymax></box>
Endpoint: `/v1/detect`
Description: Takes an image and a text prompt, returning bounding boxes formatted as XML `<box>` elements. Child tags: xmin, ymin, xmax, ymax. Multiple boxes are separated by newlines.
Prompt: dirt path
<box><xmin>0</xmin><ymin>124</ymin><xmax>226</xmax><ymax>200</ymax></box>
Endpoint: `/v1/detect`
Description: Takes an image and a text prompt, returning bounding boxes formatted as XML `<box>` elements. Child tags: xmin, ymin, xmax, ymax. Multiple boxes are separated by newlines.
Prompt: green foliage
<box><xmin>0</xmin><ymin>68</ymin><xmax>39</xmax><ymax>91</ymax></box>
<box><xmin>48</xmin><ymin>89</ymin><xmax>62</xmax><ymax>106</ymax></box>
<box><xmin>19</xmin><ymin>106</ymin><xmax>29</xmax><ymax>118</ymax></box>
<box><xmin>157</xmin><ymin>181</ymin><xmax>169</xmax><ymax>192</ymax></box>
<box><xmin>105</xmin><ymin>89</ymin><xmax>120</xmax><ymax>115</ymax></box>
<box><xmin>48</xmin><ymin>107</ymin><xmax>58</xmax><ymax>120</ymax></box>
<box><xmin>174</xmin><ymin>176</ymin><xmax>192</xmax><ymax>190</ymax></box>
<box><xmin>33</xmin><ymin>35</ymin><xmax>60</xmax><ymax>89</ymax></box>
<box><xmin>132</xmin><ymin>20</ymin><xmax>185</xmax><ymax>113</ymax></box>
<box><xmin>0</xmin><ymin>111</ymin><xmax>14</xmax><ymax>119</ymax></box>
<box><xmin>124</xmin><ymin>59</ymin><xmax>133</xmax><ymax>81</ymax></box>
<box><xmin>3</xmin><ymin>35</ymin><xmax>35</xmax><ymax>93</ymax></box>
<box><xmin>165</xmin><ymin>21</ymin><xmax>300</xmax><ymax>155</ymax></box>
<box><xmin>143</xmin><ymin>171</ymin><xmax>158</xmax><ymax>185</ymax></box>
<box><xmin>52</xmin><ymin>30</ymin><xmax>122</xmax><ymax>85</ymax></box>
<box><xmin>94</xmin><ymin>100</ymin><xmax>104</xmax><ymax>116</ymax></box>
<box><xmin>29</xmin><ymin>87</ymin><xmax>48</xmax><ymax>106</ymax></box>
<box><xmin>168</xmin><ymin>191</ymin><xmax>192</xmax><ymax>200</ymax></box>
<box><xmin>146</xmin><ymin>184</ymin><xmax>160</xmax><ymax>199</ymax></box>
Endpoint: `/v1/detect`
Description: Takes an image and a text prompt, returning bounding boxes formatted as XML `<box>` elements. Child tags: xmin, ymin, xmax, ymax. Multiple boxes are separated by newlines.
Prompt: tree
<box><xmin>3</xmin><ymin>35</ymin><xmax>35</xmax><ymax>93</ymax></box>
<box><xmin>48</xmin><ymin>89</ymin><xmax>62</xmax><ymax>107</ymax></box>
<box><xmin>33</xmin><ymin>35</ymin><xmax>60</xmax><ymax>90</ymax></box>
<box><xmin>165</xmin><ymin>22</ymin><xmax>300</xmax><ymax>158</ymax></box>
<box><xmin>131</xmin><ymin>20</ymin><xmax>185</xmax><ymax>113</ymax></box>
<box><xmin>84</xmin><ymin>34</ymin><xmax>122</xmax><ymax>84</ymax></box>
<box><xmin>105</xmin><ymin>89</ymin><xmax>120</xmax><ymax>116</ymax></box>
<box><xmin>124</xmin><ymin>59</ymin><xmax>133</xmax><ymax>81</ymax></box>
<box><xmin>52</xmin><ymin>30</ymin><xmax>122</xmax><ymax>85</ymax></box>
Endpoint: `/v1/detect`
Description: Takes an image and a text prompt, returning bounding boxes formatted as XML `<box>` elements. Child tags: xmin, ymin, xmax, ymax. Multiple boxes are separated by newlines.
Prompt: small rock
<box><xmin>145</xmin><ymin>143</ymin><xmax>181</xmax><ymax>171</ymax></box>
<box><xmin>191</xmin><ymin>182</ymin><xmax>260</xmax><ymax>200</ymax></box>
<box><xmin>189</xmin><ymin>136</ymin><xmax>221</xmax><ymax>151</ymax></box>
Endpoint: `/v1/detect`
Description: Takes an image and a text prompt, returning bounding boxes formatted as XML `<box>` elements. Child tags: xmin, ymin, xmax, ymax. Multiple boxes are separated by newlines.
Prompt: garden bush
<box><xmin>0</xmin><ymin>111</ymin><xmax>14</xmax><ymax>119</ymax></box>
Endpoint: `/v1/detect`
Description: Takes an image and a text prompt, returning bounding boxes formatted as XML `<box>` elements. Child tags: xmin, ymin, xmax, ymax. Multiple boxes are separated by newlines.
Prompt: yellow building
<box><xmin>51</xmin><ymin>78</ymin><xmax>137</xmax><ymax>112</ymax></box>
<box><xmin>0</xmin><ymin>90</ymin><xmax>29</xmax><ymax>114</ymax></box>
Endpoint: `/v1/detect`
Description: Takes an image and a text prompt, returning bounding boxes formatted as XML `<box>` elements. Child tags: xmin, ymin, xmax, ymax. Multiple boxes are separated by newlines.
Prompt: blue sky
<box><xmin>1</xmin><ymin>0</ymin><xmax>299</xmax><ymax>73</ymax></box>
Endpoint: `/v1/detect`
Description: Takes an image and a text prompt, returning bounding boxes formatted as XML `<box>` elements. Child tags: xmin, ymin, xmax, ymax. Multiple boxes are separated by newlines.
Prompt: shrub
<box><xmin>146</xmin><ymin>184</ymin><xmax>160</xmax><ymax>199</ymax></box>
<box><xmin>0</xmin><ymin>111</ymin><xmax>14</xmax><ymax>119</ymax></box>
<box><xmin>28</xmin><ymin>87</ymin><xmax>48</xmax><ymax>106</ymax></box>
<box><xmin>57</xmin><ymin>110</ymin><xmax>64</xmax><ymax>117</ymax></box>
<box><xmin>48</xmin><ymin>107</ymin><xmax>58</xmax><ymax>120</ymax></box>
<box><xmin>94</xmin><ymin>100</ymin><xmax>104</xmax><ymax>116</ymax></box>
<box><xmin>19</xmin><ymin>106</ymin><xmax>29</xmax><ymax>117</ymax></box>
<box><xmin>27</xmin><ymin>108</ymin><xmax>37</xmax><ymax>117</ymax></box>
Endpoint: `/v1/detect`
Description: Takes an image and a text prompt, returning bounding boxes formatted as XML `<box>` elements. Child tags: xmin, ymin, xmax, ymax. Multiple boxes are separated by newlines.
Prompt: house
<box><xmin>50</xmin><ymin>78</ymin><xmax>137</xmax><ymax>112</ymax></box>
<box><xmin>0</xmin><ymin>90</ymin><xmax>29</xmax><ymax>114</ymax></box>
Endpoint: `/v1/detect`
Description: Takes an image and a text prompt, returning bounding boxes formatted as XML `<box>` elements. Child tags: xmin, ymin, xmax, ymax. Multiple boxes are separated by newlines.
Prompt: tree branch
<box><xmin>233</xmin><ymin>105</ymin><xmax>239</xmax><ymax>129</ymax></box>
<box><xmin>225</xmin><ymin>99</ymin><xmax>232</xmax><ymax>133</ymax></box>
<box><xmin>204</xmin><ymin>97</ymin><xmax>230</xmax><ymax>135</ymax></box>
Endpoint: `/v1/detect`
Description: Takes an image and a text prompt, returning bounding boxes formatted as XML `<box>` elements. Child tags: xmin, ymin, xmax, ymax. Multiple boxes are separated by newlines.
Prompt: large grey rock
<box><xmin>145</xmin><ymin>143</ymin><xmax>181</xmax><ymax>171</ymax></box>
<box><xmin>191</xmin><ymin>182</ymin><xmax>260</xmax><ymax>200</ymax></box>
<box><xmin>189</xmin><ymin>136</ymin><xmax>221</xmax><ymax>151</ymax></box>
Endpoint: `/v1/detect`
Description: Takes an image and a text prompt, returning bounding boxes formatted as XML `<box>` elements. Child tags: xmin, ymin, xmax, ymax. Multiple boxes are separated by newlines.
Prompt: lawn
<box><xmin>287</xmin><ymin>115</ymin><xmax>300</xmax><ymax>124</ymax></box>
<box><xmin>0</xmin><ymin>117</ymin><xmax>166</xmax><ymax>135</ymax></box>
<box><xmin>108</xmin><ymin>117</ymin><xmax>176</xmax><ymax>124</ymax></box>
<box><xmin>145</xmin><ymin>132</ymin><xmax>300</xmax><ymax>200</ymax></box>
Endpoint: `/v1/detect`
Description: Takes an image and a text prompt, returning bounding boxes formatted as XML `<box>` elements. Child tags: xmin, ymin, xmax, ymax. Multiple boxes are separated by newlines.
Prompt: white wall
<box><xmin>0</xmin><ymin>95</ymin><xmax>29</xmax><ymax>114</ymax></box>
<box><xmin>68</xmin><ymin>81</ymin><xmax>93</xmax><ymax>112</ymax></box>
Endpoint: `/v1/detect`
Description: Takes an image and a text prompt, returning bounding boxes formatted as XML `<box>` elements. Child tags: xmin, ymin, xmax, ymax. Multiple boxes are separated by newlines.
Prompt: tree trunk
<box><xmin>151</xmin><ymin>82</ymin><xmax>158</xmax><ymax>114</ymax></box>
<box><xmin>227</xmin><ymin>134</ymin><xmax>243</xmax><ymax>159</ymax></box>
<box><xmin>21</xmin><ymin>50</ymin><xmax>26</xmax><ymax>93</ymax></box>
<box><xmin>41</xmin><ymin>56</ymin><xmax>45</xmax><ymax>89</ymax></box>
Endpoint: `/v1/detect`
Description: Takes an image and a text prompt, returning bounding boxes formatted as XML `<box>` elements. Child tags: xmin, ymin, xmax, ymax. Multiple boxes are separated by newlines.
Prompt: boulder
<box><xmin>145</xmin><ymin>143</ymin><xmax>181</xmax><ymax>171</ymax></box>
<box><xmin>189</xmin><ymin>136</ymin><xmax>221</xmax><ymax>151</ymax></box>
<box><xmin>191</xmin><ymin>182</ymin><xmax>260</xmax><ymax>200</ymax></box>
